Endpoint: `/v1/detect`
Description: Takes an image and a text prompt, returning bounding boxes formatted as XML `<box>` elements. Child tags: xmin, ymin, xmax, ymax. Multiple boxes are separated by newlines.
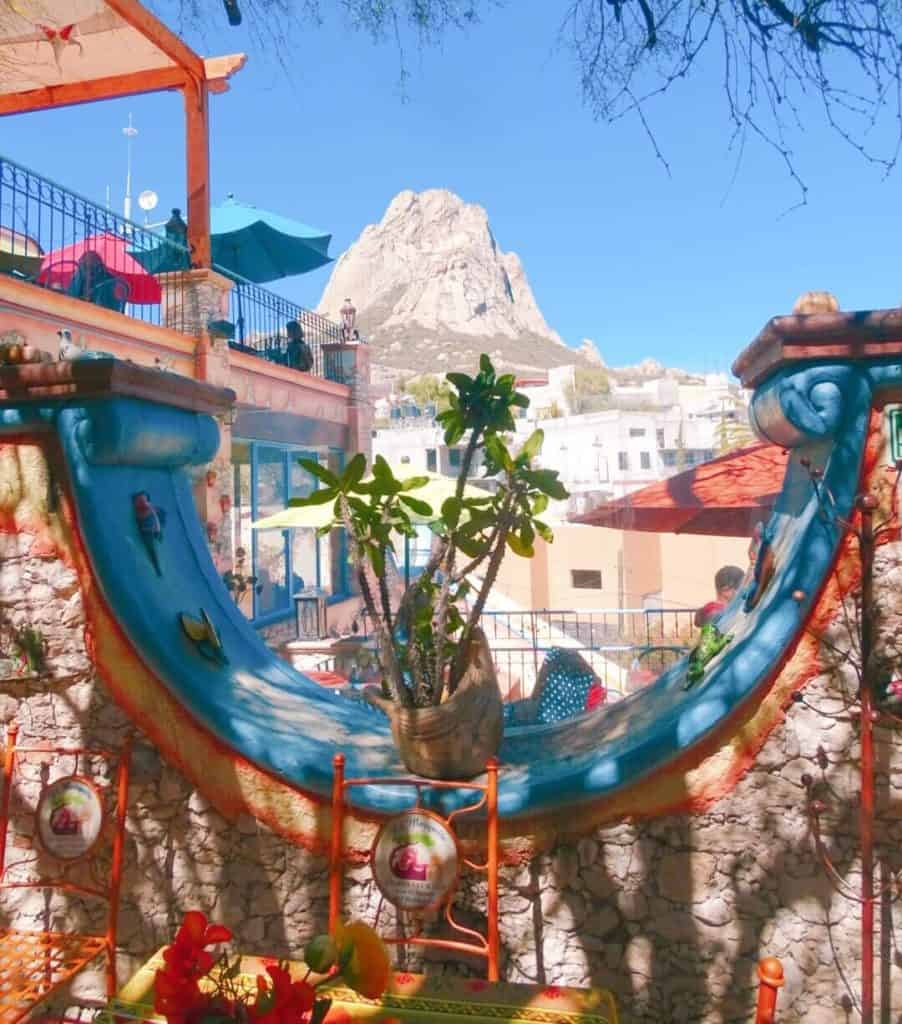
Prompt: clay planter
<box><xmin>365</xmin><ymin>628</ymin><xmax>503</xmax><ymax>780</ymax></box>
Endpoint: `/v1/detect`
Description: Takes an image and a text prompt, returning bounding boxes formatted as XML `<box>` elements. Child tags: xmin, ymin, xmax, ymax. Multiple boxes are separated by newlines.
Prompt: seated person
<box><xmin>695</xmin><ymin>565</ymin><xmax>745</xmax><ymax>627</ymax></box>
<box><xmin>286</xmin><ymin>320</ymin><xmax>314</xmax><ymax>372</ymax></box>
<box><xmin>67</xmin><ymin>251</ymin><xmax>127</xmax><ymax>312</ymax></box>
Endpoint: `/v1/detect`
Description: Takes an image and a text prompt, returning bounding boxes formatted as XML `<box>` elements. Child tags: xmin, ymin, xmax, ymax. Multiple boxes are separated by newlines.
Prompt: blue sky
<box><xmin>3</xmin><ymin>2</ymin><xmax>901</xmax><ymax>376</ymax></box>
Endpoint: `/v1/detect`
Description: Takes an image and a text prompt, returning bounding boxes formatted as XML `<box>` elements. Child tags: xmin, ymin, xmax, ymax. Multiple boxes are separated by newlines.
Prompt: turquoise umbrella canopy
<box><xmin>131</xmin><ymin>196</ymin><xmax>332</xmax><ymax>284</ymax></box>
<box><xmin>210</xmin><ymin>195</ymin><xmax>333</xmax><ymax>283</ymax></box>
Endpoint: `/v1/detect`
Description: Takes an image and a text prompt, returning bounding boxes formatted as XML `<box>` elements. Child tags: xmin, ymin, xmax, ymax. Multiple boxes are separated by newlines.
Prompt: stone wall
<box><xmin>1</xmin><ymin>441</ymin><xmax>901</xmax><ymax>1022</ymax></box>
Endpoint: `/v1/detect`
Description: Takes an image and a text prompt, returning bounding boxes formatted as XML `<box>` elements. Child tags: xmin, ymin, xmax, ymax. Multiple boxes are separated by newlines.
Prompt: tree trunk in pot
<box><xmin>365</xmin><ymin>628</ymin><xmax>503</xmax><ymax>780</ymax></box>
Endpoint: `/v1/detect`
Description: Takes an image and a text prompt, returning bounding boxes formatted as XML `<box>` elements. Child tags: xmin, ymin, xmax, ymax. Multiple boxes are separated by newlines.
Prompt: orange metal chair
<box><xmin>0</xmin><ymin>724</ymin><xmax>132</xmax><ymax>1024</ymax></box>
<box><xmin>328</xmin><ymin>753</ymin><xmax>500</xmax><ymax>980</ymax></box>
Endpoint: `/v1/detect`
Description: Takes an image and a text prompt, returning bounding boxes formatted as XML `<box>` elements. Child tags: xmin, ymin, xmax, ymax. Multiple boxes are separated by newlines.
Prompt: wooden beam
<box><xmin>184</xmin><ymin>75</ymin><xmax>212</xmax><ymax>268</ymax></box>
<box><xmin>0</xmin><ymin>66</ymin><xmax>187</xmax><ymax>117</ymax></box>
<box><xmin>103</xmin><ymin>0</ymin><xmax>206</xmax><ymax>81</ymax></box>
<box><xmin>205</xmin><ymin>54</ymin><xmax>248</xmax><ymax>94</ymax></box>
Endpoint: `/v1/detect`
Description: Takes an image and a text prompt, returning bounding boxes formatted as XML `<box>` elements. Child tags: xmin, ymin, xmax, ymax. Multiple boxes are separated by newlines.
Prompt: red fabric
<box><xmin>585</xmin><ymin>683</ymin><xmax>606</xmax><ymax>710</ymax></box>
<box><xmin>571</xmin><ymin>443</ymin><xmax>789</xmax><ymax>538</ymax></box>
<box><xmin>696</xmin><ymin>601</ymin><xmax>725</xmax><ymax>626</ymax></box>
<box><xmin>38</xmin><ymin>233</ymin><xmax>162</xmax><ymax>304</ymax></box>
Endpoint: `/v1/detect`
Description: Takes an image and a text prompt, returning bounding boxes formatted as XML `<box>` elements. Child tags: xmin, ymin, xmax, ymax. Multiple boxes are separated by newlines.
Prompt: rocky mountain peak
<box><xmin>318</xmin><ymin>189</ymin><xmax>582</xmax><ymax>382</ymax></box>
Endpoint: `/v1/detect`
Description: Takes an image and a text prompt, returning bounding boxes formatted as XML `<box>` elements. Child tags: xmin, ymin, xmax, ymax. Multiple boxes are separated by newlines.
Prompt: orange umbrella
<box><xmin>571</xmin><ymin>443</ymin><xmax>789</xmax><ymax>537</ymax></box>
<box><xmin>38</xmin><ymin>233</ymin><xmax>162</xmax><ymax>304</ymax></box>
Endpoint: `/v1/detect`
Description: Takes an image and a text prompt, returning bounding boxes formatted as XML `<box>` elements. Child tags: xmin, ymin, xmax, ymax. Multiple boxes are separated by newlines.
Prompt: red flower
<box><xmin>250</xmin><ymin>964</ymin><xmax>315</xmax><ymax>1024</ymax></box>
<box><xmin>467</xmin><ymin>980</ymin><xmax>488</xmax><ymax>993</ymax></box>
<box><xmin>542</xmin><ymin>985</ymin><xmax>563</xmax><ymax>999</ymax></box>
<box><xmin>154</xmin><ymin>911</ymin><xmax>235</xmax><ymax>1024</ymax></box>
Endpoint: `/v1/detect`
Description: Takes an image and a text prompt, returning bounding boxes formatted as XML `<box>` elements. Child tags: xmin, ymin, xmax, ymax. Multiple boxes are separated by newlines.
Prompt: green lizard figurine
<box><xmin>684</xmin><ymin>623</ymin><xmax>732</xmax><ymax>689</ymax></box>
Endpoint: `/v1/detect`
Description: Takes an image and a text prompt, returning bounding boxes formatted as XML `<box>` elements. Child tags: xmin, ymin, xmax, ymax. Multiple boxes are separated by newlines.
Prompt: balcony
<box><xmin>0</xmin><ymin>155</ymin><xmax>343</xmax><ymax>381</ymax></box>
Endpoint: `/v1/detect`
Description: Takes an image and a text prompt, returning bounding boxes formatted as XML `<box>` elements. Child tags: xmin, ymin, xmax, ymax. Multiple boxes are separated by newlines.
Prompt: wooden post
<box><xmin>485</xmin><ymin>757</ymin><xmax>500</xmax><ymax>981</ymax></box>
<box><xmin>183</xmin><ymin>76</ymin><xmax>211</xmax><ymax>269</ymax></box>
<box><xmin>755</xmin><ymin>957</ymin><xmax>784</xmax><ymax>1024</ymax></box>
<box><xmin>106</xmin><ymin>735</ymin><xmax>133</xmax><ymax>998</ymax></box>
<box><xmin>328</xmin><ymin>753</ymin><xmax>346</xmax><ymax>935</ymax></box>
<box><xmin>0</xmin><ymin>724</ymin><xmax>18</xmax><ymax>879</ymax></box>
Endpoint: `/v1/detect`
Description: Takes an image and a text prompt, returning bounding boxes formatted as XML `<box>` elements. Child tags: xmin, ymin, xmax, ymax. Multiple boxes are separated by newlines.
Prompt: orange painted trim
<box><xmin>183</xmin><ymin>77</ymin><xmax>211</xmax><ymax>268</ymax></box>
<box><xmin>0</xmin><ymin>67</ymin><xmax>187</xmax><ymax>118</ymax></box>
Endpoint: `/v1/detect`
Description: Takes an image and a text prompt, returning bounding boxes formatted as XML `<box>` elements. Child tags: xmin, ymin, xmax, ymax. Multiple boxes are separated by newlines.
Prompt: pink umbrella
<box><xmin>38</xmin><ymin>233</ymin><xmax>162</xmax><ymax>305</ymax></box>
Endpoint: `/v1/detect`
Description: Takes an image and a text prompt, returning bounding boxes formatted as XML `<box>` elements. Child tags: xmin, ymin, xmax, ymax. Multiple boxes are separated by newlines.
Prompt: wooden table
<box><xmin>104</xmin><ymin>948</ymin><xmax>619</xmax><ymax>1024</ymax></box>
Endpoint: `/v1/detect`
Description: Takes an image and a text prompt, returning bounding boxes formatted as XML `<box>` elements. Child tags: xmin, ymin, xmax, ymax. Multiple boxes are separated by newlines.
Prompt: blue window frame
<box><xmin>245</xmin><ymin>441</ymin><xmax>348</xmax><ymax>627</ymax></box>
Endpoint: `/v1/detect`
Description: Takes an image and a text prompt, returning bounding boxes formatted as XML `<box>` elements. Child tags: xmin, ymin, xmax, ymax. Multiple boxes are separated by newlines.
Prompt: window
<box><xmin>618</xmin><ymin>451</ymin><xmax>629</xmax><ymax>471</ymax></box>
<box><xmin>629</xmin><ymin>427</ymin><xmax>646</xmax><ymax>438</ymax></box>
<box><xmin>571</xmin><ymin>569</ymin><xmax>603</xmax><ymax>589</ymax></box>
<box><xmin>656</xmin><ymin>429</ymin><xmax>665</xmax><ymax>449</ymax></box>
<box><xmin>662</xmin><ymin>451</ymin><xmax>677</xmax><ymax>467</ymax></box>
<box><xmin>640</xmin><ymin>451</ymin><xmax>651</xmax><ymax>470</ymax></box>
<box><xmin>426</xmin><ymin>449</ymin><xmax>437</xmax><ymax>472</ymax></box>
<box><xmin>448</xmin><ymin>448</ymin><xmax>462</xmax><ymax>469</ymax></box>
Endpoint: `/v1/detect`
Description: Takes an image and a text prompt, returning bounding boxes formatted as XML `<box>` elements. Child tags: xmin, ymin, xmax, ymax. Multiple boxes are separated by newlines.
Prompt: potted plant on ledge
<box><xmin>290</xmin><ymin>356</ymin><xmax>567</xmax><ymax>779</ymax></box>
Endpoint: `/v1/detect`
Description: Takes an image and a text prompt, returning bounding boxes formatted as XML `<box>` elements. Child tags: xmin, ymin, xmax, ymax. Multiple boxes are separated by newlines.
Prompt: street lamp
<box><xmin>340</xmin><ymin>297</ymin><xmax>357</xmax><ymax>342</ymax></box>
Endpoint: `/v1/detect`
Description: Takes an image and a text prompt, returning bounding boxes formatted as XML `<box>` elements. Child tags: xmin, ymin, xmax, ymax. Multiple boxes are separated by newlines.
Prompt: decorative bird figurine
<box><xmin>684</xmin><ymin>623</ymin><xmax>733</xmax><ymax>689</ymax></box>
<box><xmin>179</xmin><ymin>608</ymin><xmax>228</xmax><ymax>665</ymax></box>
<box><xmin>38</xmin><ymin>22</ymin><xmax>83</xmax><ymax>72</ymax></box>
<box><xmin>222</xmin><ymin>0</ymin><xmax>242</xmax><ymax>26</ymax></box>
<box><xmin>133</xmin><ymin>492</ymin><xmax>166</xmax><ymax>576</ymax></box>
<box><xmin>57</xmin><ymin>328</ymin><xmax>109</xmax><ymax>361</ymax></box>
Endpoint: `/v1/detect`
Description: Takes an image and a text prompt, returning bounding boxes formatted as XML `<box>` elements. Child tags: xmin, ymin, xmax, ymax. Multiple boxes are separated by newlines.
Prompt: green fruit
<box><xmin>304</xmin><ymin>934</ymin><xmax>338</xmax><ymax>973</ymax></box>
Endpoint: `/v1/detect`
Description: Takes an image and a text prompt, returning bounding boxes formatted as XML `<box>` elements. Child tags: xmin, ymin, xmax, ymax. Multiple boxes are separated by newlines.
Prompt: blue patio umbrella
<box><xmin>210</xmin><ymin>195</ymin><xmax>332</xmax><ymax>283</ymax></box>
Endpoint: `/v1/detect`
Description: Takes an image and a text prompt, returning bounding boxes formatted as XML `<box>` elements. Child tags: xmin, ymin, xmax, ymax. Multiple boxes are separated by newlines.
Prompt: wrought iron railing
<box><xmin>0</xmin><ymin>154</ymin><xmax>194</xmax><ymax>333</ymax></box>
<box><xmin>349</xmin><ymin>605</ymin><xmax>697</xmax><ymax>702</ymax></box>
<box><xmin>219</xmin><ymin>271</ymin><xmax>344</xmax><ymax>380</ymax></box>
<box><xmin>0</xmin><ymin>155</ymin><xmax>346</xmax><ymax>381</ymax></box>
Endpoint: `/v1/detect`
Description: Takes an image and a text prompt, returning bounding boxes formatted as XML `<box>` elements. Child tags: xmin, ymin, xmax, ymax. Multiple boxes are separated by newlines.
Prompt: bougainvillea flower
<box><xmin>333</xmin><ymin>921</ymin><xmax>391</xmax><ymax>1000</ymax></box>
<box><xmin>153</xmin><ymin>967</ymin><xmax>205</xmax><ymax>1021</ymax></box>
<box><xmin>250</xmin><ymin>964</ymin><xmax>315</xmax><ymax>1024</ymax></box>
<box><xmin>162</xmin><ymin>911</ymin><xmax>233</xmax><ymax>980</ymax></box>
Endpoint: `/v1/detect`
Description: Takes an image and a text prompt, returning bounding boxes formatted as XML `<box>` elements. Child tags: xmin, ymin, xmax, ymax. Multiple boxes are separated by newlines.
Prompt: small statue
<box><xmin>179</xmin><ymin>608</ymin><xmax>227</xmax><ymax>665</ymax></box>
<box><xmin>57</xmin><ymin>328</ymin><xmax>110</xmax><ymax>361</ymax></box>
<box><xmin>875</xmin><ymin>677</ymin><xmax>902</xmax><ymax>712</ymax></box>
<box><xmin>133</xmin><ymin>492</ymin><xmax>166</xmax><ymax>576</ymax></box>
<box><xmin>684</xmin><ymin>623</ymin><xmax>733</xmax><ymax>689</ymax></box>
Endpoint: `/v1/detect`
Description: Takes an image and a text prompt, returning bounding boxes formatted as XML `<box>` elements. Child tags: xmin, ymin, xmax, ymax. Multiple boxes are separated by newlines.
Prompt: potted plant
<box><xmin>291</xmin><ymin>356</ymin><xmax>567</xmax><ymax>778</ymax></box>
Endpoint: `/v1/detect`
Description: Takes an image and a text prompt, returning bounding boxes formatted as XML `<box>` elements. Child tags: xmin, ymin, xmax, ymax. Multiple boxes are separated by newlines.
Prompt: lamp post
<box><xmin>340</xmin><ymin>297</ymin><xmax>357</xmax><ymax>343</ymax></box>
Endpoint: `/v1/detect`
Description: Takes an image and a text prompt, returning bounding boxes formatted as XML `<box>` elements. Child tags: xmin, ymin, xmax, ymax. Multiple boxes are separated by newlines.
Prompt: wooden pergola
<box><xmin>0</xmin><ymin>0</ymin><xmax>246</xmax><ymax>266</ymax></box>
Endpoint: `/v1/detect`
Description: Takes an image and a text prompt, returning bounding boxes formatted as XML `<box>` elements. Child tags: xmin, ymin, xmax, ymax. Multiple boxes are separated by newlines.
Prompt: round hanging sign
<box><xmin>371</xmin><ymin>809</ymin><xmax>460</xmax><ymax>912</ymax></box>
<box><xmin>36</xmin><ymin>776</ymin><xmax>104</xmax><ymax>861</ymax></box>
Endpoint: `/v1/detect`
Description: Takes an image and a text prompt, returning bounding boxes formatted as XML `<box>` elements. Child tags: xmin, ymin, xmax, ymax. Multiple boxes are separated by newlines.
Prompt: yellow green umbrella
<box><xmin>250</xmin><ymin>471</ymin><xmax>492</xmax><ymax>530</ymax></box>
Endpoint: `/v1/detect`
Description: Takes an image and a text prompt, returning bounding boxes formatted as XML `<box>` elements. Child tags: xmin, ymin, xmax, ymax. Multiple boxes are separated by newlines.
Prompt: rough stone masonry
<box><xmin>0</xmin><ymin>441</ymin><xmax>900</xmax><ymax>1023</ymax></box>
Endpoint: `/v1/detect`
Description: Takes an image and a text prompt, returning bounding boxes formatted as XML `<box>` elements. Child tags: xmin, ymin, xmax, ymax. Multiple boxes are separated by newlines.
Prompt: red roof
<box><xmin>571</xmin><ymin>443</ymin><xmax>789</xmax><ymax>537</ymax></box>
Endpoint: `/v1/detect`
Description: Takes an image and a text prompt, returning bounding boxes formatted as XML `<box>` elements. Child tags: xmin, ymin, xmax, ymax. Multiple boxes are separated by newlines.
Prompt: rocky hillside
<box><xmin>317</xmin><ymin>189</ymin><xmax>595</xmax><ymax>383</ymax></box>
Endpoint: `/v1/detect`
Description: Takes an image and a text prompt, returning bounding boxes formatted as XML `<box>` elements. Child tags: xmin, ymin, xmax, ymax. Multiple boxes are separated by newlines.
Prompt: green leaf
<box><xmin>299</xmin><ymin>458</ymin><xmax>339</xmax><ymax>487</ymax></box>
<box><xmin>520</xmin><ymin>429</ymin><xmax>544</xmax><ymax>461</ymax></box>
<box><xmin>507</xmin><ymin>533</ymin><xmax>534</xmax><ymax>557</ymax></box>
<box><xmin>399</xmin><ymin>494</ymin><xmax>434</xmax><ymax>517</ymax></box>
<box><xmin>511</xmin><ymin>393</ymin><xmax>530</xmax><ymax>408</ymax></box>
<box><xmin>497</xmin><ymin>373</ymin><xmax>516</xmax><ymax>391</ymax></box>
<box><xmin>532</xmin><ymin>493</ymin><xmax>549</xmax><ymax>515</ymax></box>
<box><xmin>441</xmin><ymin>496</ymin><xmax>462</xmax><ymax>528</ymax></box>
<box><xmin>455</xmin><ymin>534</ymin><xmax>484</xmax><ymax>559</ymax></box>
<box><xmin>534</xmin><ymin>519</ymin><xmax>554</xmax><ymax>543</ymax></box>
<box><xmin>368</xmin><ymin>544</ymin><xmax>385</xmax><ymax>577</ymax></box>
<box><xmin>400</xmin><ymin>475</ymin><xmax>430</xmax><ymax>491</ymax></box>
<box><xmin>290</xmin><ymin>487</ymin><xmax>338</xmax><ymax>507</ymax></box>
<box><xmin>372</xmin><ymin>455</ymin><xmax>393</xmax><ymax>480</ymax></box>
<box><xmin>446</xmin><ymin>372</ymin><xmax>472</xmax><ymax>393</ymax></box>
<box><xmin>479</xmin><ymin>353</ymin><xmax>493</xmax><ymax>375</ymax></box>
<box><xmin>341</xmin><ymin>452</ymin><xmax>367</xmax><ymax>488</ymax></box>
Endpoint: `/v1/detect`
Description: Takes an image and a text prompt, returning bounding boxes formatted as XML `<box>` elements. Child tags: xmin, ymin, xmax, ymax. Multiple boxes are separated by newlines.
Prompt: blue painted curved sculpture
<box><xmin>2</xmin><ymin>352</ymin><xmax>892</xmax><ymax>820</ymax></box>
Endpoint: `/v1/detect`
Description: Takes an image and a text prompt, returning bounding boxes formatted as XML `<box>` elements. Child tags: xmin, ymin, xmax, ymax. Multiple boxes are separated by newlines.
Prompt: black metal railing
<box><xmin>0</xmin><ymin>155</ymin><xmax>346</xmax><ymax>381</ymax></box>
<box><xmin>217</xmin><ymin>271</ymin><xmax>345</xmax><ymax>380</ymax></box>
<box><xmin>0</xmin><ymin>154</ymin><xmax>194</xmax><ymax>333</ymax></box>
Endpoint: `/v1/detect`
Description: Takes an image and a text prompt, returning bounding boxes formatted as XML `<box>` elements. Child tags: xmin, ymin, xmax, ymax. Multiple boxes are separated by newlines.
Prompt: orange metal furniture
<box><xmin>329</xmin><ymin>753</ymin><xmax>500</xmax><ymax>980</ymax></box>
<box><xmin>0</xmin><ymin>724</ymin><xmax>132</xmax><ymax>1024</ymax></box>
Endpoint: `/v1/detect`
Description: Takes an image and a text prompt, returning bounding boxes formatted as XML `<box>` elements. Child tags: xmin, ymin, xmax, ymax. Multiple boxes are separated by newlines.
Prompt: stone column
<box><xmin>323</xmin><ymin>342</ymin><xmax>373</xmax><ymax>461</ymax></box>
<box><xmin>157</xmin><ymin>268</ymin><xmax>237</xmax><ymax>572</ymax></box>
